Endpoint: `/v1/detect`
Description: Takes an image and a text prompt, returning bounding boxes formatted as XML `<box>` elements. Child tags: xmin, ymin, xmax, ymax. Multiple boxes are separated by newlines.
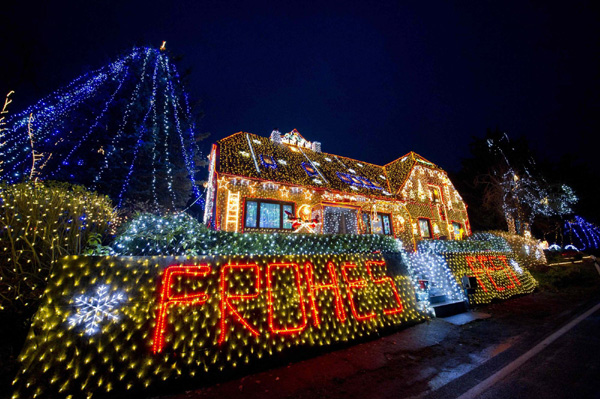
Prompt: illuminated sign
<box><xmin>443</xmin><ymin>252</ymin><xmax>537</xmax><ymax>304</ymax></box>
<box><xmin>14</xmin><ymin>254</ymin><xmax>427</xmax><ymax>399</ymax></box>
<box><xmin>152</xmin><ymin>258</ymin><xmax>406</xmax><ymax>354</ymax></box>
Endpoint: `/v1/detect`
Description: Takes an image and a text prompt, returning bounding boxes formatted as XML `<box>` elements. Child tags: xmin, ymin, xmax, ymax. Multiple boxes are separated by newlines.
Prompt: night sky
<box><xmin>1</xmin><ymin>0</ymin><xmax>598</xmax><ymax>174</ymax></box>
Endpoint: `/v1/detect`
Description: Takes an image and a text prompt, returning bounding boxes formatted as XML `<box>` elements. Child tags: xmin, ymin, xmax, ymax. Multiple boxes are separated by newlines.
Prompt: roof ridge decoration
<box><xmin>271</xmin><ymin>129</ymin><xmax>322</xmax><ymax>153</ymax></box>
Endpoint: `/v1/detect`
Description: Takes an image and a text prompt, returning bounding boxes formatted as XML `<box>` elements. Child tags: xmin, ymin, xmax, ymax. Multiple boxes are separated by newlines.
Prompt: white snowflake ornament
<box><xmin>68</xmin><ymin>285</ymin><xmax>127</xmax><ymax>335</ymax></box>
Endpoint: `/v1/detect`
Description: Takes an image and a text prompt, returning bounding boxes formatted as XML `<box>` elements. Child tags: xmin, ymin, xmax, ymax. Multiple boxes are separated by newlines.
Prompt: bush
<box><xmin>110</xmin><ymin>213</ymin><xmax>400</xmax><ymax>256</ymax></box>
<box><xmin>0</xmin><ymin>181</ymin><xmax>116</xmax><ymax>312</ymax></box>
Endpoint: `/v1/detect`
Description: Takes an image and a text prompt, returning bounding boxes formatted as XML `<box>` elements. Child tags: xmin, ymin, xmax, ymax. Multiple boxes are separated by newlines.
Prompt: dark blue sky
<box><xmin>2</xmin><ymin>0</ymin><xmax>598</xmax><ymax>173</ymax></box>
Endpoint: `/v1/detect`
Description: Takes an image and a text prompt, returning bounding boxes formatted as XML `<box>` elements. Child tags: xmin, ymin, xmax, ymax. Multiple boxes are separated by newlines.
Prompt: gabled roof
<box><xmin>215</xmin><ymin>131</ymin><xmax>442</xmax><ymax>199</ymax></box>
<box><xmin>383</xmin><ymin>152</ymin><xmax>443</xmax><ymax>195</ymax></box>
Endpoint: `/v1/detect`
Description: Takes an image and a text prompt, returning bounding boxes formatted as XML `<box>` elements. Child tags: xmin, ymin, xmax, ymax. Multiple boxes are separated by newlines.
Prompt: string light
<box><xmin>13</xmin><ymin>254</ymin><xmax>428</xmax><ymax>398</ymax></box>
<box><xmin>563</xmin><ymin>216</ymin><xmax>600</xmax><ymax>250</ymax></box>
<box><xmin>208</xmin><ymin>131</ymin><xmax>470</xmax><ymax>245</ymax></box>
<box><xmin>1</xmin><ymin>46</ymin><xmax>201</xmax><ymax>211</ymax></box>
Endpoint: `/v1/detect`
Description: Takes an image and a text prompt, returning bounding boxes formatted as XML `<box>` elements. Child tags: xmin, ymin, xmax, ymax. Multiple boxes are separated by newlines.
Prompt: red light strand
<box><xmin>365</xmin><ymin>260</ymin><xmax>403</xmax><ymax>315</ymax></box>
<box><xmin>266</xmin><ymin>263</ymin><xmax>308</xmax><ymax>335</ymax></box>
<box><xmin>218</xmin><ymin>263</ymin><xmax>261</xmax><ymax>344</ymax></box>
<box><xmin>152</xmin><ymin>265</ymin><xmax>211</xmax><ymax>354</ymax></box>
<box><xmin>304</xmin><ymin>261</ymin><xmax>347</xmax><ymax>326</ymax></box>
<box><xmin>341</xmin><ymin>262</ymin><xmax>376</xmax><ymax>321</ymax></box>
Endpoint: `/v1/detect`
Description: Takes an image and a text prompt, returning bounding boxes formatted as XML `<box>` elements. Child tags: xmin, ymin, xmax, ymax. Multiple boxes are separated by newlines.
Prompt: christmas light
<box><xmin>68</xmin><ymin>285</ymin><xmax>127</xmax><ymax>335</ymax></box>
<box><xmin>1</xmin><ymin>46</ymin><xmax>202</xmax><ymax>211</ymax></box>
<box><xmin>13</xmin><ymin>254</ymin><xmax>428</xmax><ymax>398</ymax></box>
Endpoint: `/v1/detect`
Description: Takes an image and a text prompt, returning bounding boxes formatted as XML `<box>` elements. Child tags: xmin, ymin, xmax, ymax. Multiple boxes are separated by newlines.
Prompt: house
<box><xmin>203</xmin><ymin>129</ymin><xmax>471</xmax><ymax>249</ymax></box>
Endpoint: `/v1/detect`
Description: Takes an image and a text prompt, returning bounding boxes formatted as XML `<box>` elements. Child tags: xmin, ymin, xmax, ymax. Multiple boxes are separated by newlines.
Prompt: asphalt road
<box><xmin>428</xmin><ymin>304</ymin><xmax>600</xmax><ymax>399</ymax></box>
<box><xmin>474</xmin><ymin>305</ymin><xmax>600</xmax><ymax>399</ymax></box>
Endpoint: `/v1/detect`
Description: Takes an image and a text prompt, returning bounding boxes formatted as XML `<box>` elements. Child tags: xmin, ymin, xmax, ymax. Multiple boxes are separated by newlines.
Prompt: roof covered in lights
<box><xmin>215</xmin><ymin>130</ymin><xmax>444</xmax><ymax>198</ymax></box>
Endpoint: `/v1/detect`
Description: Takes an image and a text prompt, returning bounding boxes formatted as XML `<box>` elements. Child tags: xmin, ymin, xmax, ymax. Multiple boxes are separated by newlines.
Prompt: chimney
<box><xmin>312</xmin><ymin>141</ymin><xmax>321</xmax><ymax>153</ymax></box>
<box><xmin>270</xmin><ymin>129</ymin><xmax>282</xmax><ymax>144</ymax></box>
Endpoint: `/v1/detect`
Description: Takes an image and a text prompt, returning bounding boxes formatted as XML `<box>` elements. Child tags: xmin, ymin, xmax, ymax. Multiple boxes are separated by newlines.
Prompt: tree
<box><xmin>1</xmin><ymin>47</ymin><xmax>207</xmax><ymax>213</ymax></box>
<box><xmin>455</xmin><ymin>129</ymin><xmax>577</xmax><ymax>237</ymax></box>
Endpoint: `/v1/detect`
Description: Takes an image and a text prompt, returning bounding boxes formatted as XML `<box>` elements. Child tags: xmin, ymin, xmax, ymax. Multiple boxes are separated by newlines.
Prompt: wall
<box><xmin>13</xmin><ymin>254</ymin><xmax>428</xmax><ymax>398</ymax></box>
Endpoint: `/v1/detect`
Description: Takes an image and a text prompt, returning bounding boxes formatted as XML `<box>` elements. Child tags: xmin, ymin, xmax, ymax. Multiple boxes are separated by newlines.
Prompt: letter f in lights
<box><xmin>152</xmin><ymin>265</ymin><xmax>211</xmax><ymax>354</ymax></box>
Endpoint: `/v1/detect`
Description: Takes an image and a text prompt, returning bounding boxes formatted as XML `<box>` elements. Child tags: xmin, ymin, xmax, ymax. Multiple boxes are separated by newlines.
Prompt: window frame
<box><xmin>418</xmin><ymin>218</ymin><xmax>433</xmax><ymax>239</ymax></box>
<box><xmin>362</xmin><ymin>212</ymin><xmax>394</xmax><ymax>236</ymax></box>
<box><xmin>428</xmin><ymin>184</ymin><xmax>442</xmax><ymax>204</ymax></box>
<box><xmin>243</xmin><ymin>198</ymin><xmax>295</xmax><ymax>231</ymax></box>
<box><xmin>452</xmin><ymin>221</ymin><xmax>462</xmax><ymax>238</ymax></box>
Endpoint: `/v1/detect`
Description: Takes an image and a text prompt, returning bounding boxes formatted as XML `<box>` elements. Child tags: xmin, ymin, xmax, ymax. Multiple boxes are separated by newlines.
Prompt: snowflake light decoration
<box><xmin>68</xmin><ymin>285</ymin><xmax>127</xmax><ymax>335</ymax></box>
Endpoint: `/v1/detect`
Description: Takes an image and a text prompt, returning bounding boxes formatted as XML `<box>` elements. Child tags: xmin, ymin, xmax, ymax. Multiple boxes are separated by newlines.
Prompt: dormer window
<box><xmin>430</xmin><ymin>186</ymin><xmax>442</xmax><ymax>204</ymax></box>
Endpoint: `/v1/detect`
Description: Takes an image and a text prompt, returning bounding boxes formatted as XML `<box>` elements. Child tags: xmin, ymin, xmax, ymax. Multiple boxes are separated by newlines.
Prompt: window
<box><xmin>323</xmin><ymin>206</ymin><xmax>358</xmax><ymax>234</ymax></box>
<box><xmin>244</xmin><ymin>199</ymin><xmax>295</xmax><ymax>230</ymax></box>
<box><xmin>259</xmin><ymin>202</ymin><xmax>280</xmax><ymax>228</ymax></box>
<box><xmin>259</xmin><ymin>154</ymin><xmax>277</xmax><ymax>169</ymax></box>
<box><xmin>362</xmin><ymin>213</ymin><xmax>393</xmax><ymax>235</ymax></box>
<box><xmin>336</xmin><ymin>172</ymin><xmax>383</xmax><ymax>190</ymax></box>
<box><xmin>245</xmin><ymin>201</ymin><xmax>258</xmax><ymax>228</ymax></box>
<box><xmin>362</xmin><ymin>213</ymin><xmax>371</xmax><ymax>234</ymax></box>
<box><xmin>301</xmin><ymin>162</ymin><xmax>319</xmax><ymax>177</ymax></box>
<box><xmin>418</xmin><ymin>218</ymin><xmax>432</xmax><ymax>238</ymax></box>
<box><xmin>452</xmin><ymin>222</ymin><xmax>462</xmax><ymax>239</ymax></box>
<box><xmin>430</xmin><ymin>186</ymin><xmax>441</xmax><ymax>204</ymax></box>
<box><xmin>282</xmin><ymin>204</ymin><xmax>293</xmax><ymax>229</ymax></box>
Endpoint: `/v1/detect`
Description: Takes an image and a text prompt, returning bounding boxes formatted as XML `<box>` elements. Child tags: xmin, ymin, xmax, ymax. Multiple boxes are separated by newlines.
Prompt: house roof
<box><xmin>384</xmin><ymin>151</ymin><xmax>442</xmax><ymax>195</ymax></box>
<box><xmin>215</xmin><ymin>131</ymin><xmax>444</xmax><ymax>199</ymax></box>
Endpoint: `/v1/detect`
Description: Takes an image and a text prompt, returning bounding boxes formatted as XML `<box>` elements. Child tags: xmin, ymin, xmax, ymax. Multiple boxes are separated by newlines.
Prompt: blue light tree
<box><xmin>0</xmin><ymin>46</ymin><xmax>204</xmax><ymax>211</ymax></box>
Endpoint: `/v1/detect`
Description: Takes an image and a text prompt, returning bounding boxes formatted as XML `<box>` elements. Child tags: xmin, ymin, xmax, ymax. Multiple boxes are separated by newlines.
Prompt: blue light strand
<box><xmin>563</xmin><ymin>216</ymin><xmax>600</xmax><ymax>250</ymax></box>
<box><xmin>94</xmin><ymin>48</ymin><xmax>152</xmax><ymax>186</ymax></box>
<box><xmin>170</xmin><ymin>62</ymin><xmax>200</xmax><ymax>198</ymax></box>
<box><xmin>117</xmin><ymin>55</ymin><xmax>160</xmax><ymax>208</ymax></box>
<box><xmin>51</xmin><ymin>64</ymin><xmax>131</xmax><ymax>177</ymax></box>
<box><xmin>1</xmin><ymin>46</ymin><xmax>203</xmax><ymax>211</ymax></box>
<box><xmin>159</xmin><ymin>54</ymin><xmax>176</xmax><ymax>209</ymax></box>
<box><xmin>165</xmin><ymin>61</ymin><xmax>200</xmax><ymax>200</ymax></box>
<box><xmin>2</xmin><ymin>58</ymin><xmax>130</xmax><ymax>181</ymax></box>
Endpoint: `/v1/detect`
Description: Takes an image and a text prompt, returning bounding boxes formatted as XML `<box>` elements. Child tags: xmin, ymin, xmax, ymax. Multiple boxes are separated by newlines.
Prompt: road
<box><xmin>427</xmin><ymin>303</ymin><xmax>600</xmax><ymax>399</ymax></box>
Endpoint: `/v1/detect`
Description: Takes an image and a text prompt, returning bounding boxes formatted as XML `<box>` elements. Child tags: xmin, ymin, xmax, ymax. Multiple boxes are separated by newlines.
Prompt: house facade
<box><xmin>204</xmin><ymin>129</ymin><xmax>471</xmax><ymax>250</ymax></box>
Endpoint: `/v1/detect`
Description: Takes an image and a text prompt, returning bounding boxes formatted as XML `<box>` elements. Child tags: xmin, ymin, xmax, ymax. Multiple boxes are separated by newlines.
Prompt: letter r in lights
<box><xmin>218</xmin><ymin>263</ymin><xmax>261</xmax><ymax>344</ymax></box>
<box><xmin>153</xmin><ymin>265</ymin><xmax>211</xmax><ymax>354</ymax></box>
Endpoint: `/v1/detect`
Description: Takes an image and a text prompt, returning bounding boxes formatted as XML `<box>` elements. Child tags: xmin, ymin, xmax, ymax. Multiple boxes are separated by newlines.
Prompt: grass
<box><xmin>530</xmin><ymin>259</ymin><xmax>600</xmax><ymax>293</ymax></box>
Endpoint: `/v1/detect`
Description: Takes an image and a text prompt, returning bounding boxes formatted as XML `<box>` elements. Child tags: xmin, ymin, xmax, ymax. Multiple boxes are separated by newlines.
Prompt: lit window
<box><xmin>245</xmin><ymin>201</ymin><xmax>258</xmax><ymax>228</ymax></box>
<box><xmin>382</xmin><ymin>214</ymin><xmax>392</xmax><ymax>235</ymax></box>
<box><xmin>302</xmin><ymin>162</ymin><xmax>319</xmax><ymax>177</ymax></box>
<box><xmin>418</xmin><ymin>218</ymin><xmax>432</xmax><ymax>238</ymax></box>
<box><xmin>362</xmin><ymin>214</ymin><xmax>371</xmax><ymax>234</ymax></box>
<box><xmin>259</xmin><ymin>154</ymin><xmax>277</xmax><ymax>169</ymax></box>
<box><xmin>283</xmin><ymin>205</ymin><xmax>293</xmax><ymax>229</ymax></box>
<box><xmin>243</xmin><ymin>199</ymin><xmax>294</xmax><ymax>230</ymax></box>
<box><xmin>362</xmin><ymin>213</ymin><xmax>393</xmax><ymax>235</ymax></box>
<box><xmin>430</xmin><ymin>186</ymin><xmax>441</xmax><ymax>203</ymax></box>
<box><xmin>452</xmin><ymin>222</ymin><xmax>462</xmax><ymax>239</ymax></box>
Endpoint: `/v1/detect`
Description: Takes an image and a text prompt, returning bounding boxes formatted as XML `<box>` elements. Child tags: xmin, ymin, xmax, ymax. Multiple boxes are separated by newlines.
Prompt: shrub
<box><xmin>0</xmin><ymin>181</ymin><xmax>116</xmax><ymax>312</ymax></box>
<box><xmin>110</xmin><ymin>213</ymin><xmax>400</xmax><ymax>257</ymax></box>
